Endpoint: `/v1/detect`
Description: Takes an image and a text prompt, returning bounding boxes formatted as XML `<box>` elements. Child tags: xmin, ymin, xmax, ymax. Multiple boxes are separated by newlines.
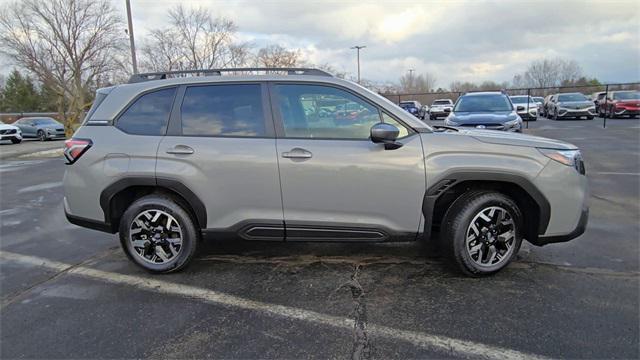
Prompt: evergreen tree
<box><xmin>1</xmin><ymin>70</ymin><xmax>40</xmax><ymax>112</ymax></box>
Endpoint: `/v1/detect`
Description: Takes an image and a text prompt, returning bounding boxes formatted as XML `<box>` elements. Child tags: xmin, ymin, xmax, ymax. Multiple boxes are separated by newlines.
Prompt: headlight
<box><xmin>444</xmin><ymin>117</ymin><xmax>459</xmax><ymax>126</ymax></box>
<box><xmin>538</xmin><ymin>149</ymin><xmax>585</xmax><ymax>174</ymax></box>
<box><xmin>504</xmin><ymin>118</ymin><xmax>521</xmax><ymax>127</ymax></box>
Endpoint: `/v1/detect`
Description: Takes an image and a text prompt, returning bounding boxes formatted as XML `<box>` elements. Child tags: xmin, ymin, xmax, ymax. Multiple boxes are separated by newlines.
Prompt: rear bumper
<box><xmin>534</xmin><ymin>207</ymin><xmax>588</xmax><ymax>245</ymax></box>
<box><xmin>65</xmin><ymin>210</ymin><xmax>115</xmax><ymax>233</ymax></box>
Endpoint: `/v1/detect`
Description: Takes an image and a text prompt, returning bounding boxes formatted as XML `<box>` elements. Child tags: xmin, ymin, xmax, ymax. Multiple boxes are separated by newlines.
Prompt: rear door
<box><xmin>156</xmin><ymin>82</ymin><xmax>284</xmax><ymax>239</ymax></box>
<box><xmin>270</xmin><ymin>82</ymin><xmax>426</xmax><ymax>241</ymax></box>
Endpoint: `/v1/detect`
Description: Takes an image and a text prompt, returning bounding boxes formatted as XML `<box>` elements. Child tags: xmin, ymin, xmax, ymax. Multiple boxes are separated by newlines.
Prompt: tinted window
<box><xmin>181</xmin><ymin>84</ymin><xmax>265</xmax><ymax>137</ymax></box>
<box><xmin>454</xmin><ymin>95</ymin><xmax>512</xmax><ymax>112</ymax></box>
<box><xmin>557</xmin><ymin>93</ymin><xmax>588</xmax><ymax>102</ymax></box>
<box><xmin>274</xmin><ymin>84</ymin><xmax>382</xmax><ymax>139</ymax></box>
<box><xmin>432</xmin><ymin>100</ymin><xmax>451</xmax><ymax>105</ymax></box>
<box><xmin>117</xmin><ymin>88</ymin><xmax>176</xmax><ymax>135</ymax></box>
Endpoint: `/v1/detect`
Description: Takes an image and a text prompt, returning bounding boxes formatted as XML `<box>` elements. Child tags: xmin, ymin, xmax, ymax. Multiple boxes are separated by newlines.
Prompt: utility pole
<box><xmin>350</xmin><ymin>45</ymin><xmax>366</xmax><ymax>83</ymax></box>
<box><xmin>125</xmin><ymin>0</ymin><xmax>138</xmax><ymax>74</ymax></box>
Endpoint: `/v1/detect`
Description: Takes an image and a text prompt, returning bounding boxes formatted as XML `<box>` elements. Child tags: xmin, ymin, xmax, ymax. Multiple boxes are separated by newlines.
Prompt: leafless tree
<box><xmin>519</xmin><ymin>58</ymin><xmax>584</xmax><ymax>88</ymax></box>
<box><xmin>255</xmin><ymin>45</ymin><xmax>300</xmax><ymax>68</ymax></box>
<box><xmin>399</xmin><ymin>72</ymin><xmax>437</xmax><ymax>93</ymax></box>
<box><xmin>0</xmin><ymin>0</ymin><xmax>125</xmax><ymax>135</ymax></box>
<box><xmin>140</xmin><ymin>5</ymin><xmax>249</xmax><ymax>72</ymax></box>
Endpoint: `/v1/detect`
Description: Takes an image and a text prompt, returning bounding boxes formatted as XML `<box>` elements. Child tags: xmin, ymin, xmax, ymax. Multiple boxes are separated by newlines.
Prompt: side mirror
<box><xmin>370</xmin><ymin>122</ymin><xmax>402</xmax><ymax>150</ymax></box>
<box><xmin>444</xmin><ymin>108</ymin><xmax>451</xmax><ymax>113</ymax></box>
<box><xmin>516</xmin><ymin>105</ymin><xmax>525</xmax><ymax>111</ymax></box>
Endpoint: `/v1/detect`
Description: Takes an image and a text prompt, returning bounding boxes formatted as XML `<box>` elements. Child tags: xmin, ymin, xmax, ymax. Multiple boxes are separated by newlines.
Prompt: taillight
<box><xmin>64</xmin><ymin>138</ymin><xmax>92</xmax><ymax>164</ymax></box>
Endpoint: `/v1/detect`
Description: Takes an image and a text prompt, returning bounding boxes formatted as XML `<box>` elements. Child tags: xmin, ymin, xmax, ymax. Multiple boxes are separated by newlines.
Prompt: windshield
<box><xmin>533</xmin><ymin>97</ymin><xmax>544</xmax><ymax>102</ymax></box>
<box><xmin>613</xmin><ymin>92</ymin><xmax>640</xmax><ymax>100</ymax></box>
<box><xmin>400</xmin><ymin>103</ymin><xmax>417</xmax><ymax>109</ymax></box>
<box><xmin>510</xmin><ymin>96</ymin><xmax>533</xmax><ymax>104</ymax></box>
<box><xmin>454</xmin><ymin>95</ymin><xmax>512</xmax><ymax>112</ymax></box>
<box><xmin>432</xmin><ymin>100</ymin><xmax>451</xmax><ymax>105</ymax></box>
<box><xmin>557</xmin><ymin>94</ymin><xmax>588</xmax><ymax>102</ymax></box>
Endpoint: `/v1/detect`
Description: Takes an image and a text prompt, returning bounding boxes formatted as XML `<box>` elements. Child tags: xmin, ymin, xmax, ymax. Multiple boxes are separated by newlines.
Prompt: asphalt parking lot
<box><xmin>1</xmin><ymin>116</ymin><xmax>638</xmax><ymax>359</ymax></box>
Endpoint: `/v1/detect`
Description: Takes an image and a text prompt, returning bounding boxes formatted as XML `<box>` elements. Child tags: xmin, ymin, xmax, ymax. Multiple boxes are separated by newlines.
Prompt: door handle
<box><xmin>282</xmin><ymin>148</ymin><xmax>312</xmax><ymax>159</ymax></box>
<box><xmin>166</xmin><ymin>145</ymin><xmax>194</xmax><ymax>155</ymax></box>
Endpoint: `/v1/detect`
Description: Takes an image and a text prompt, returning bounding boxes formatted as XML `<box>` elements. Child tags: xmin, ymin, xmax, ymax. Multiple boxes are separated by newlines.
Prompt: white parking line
<box><xmin>592</xmin><ymin>172</ymin><xmax>640</xmax><ymax>176</ymax></box>
<box><xmin>0</xmin><ymin>250</ymin><xmax>550</xmax><ymax>360</ymax></box>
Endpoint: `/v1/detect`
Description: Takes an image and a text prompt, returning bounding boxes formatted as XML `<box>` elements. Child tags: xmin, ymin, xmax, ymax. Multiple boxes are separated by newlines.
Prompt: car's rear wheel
<box><xmin>119</xmin><ymin>194</ymin><xmax>199</xmax><ymax>273</ymax></box>
<box><xmin>441</xmin><ymin>191</ymin><xmax>523</xmax><ymax>276</ymax></box>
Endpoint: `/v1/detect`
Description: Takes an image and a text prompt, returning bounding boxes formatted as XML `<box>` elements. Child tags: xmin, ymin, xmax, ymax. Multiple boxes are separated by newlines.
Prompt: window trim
<box><xmin>268</xmin><ymin>81</ymin><xmax>414</xmax><ymax>141</ymax></box>
<box><xmin>114</xmin><ymin>85</ymin><xmax>178</xmax><ymax>136</ymax></box>
<box><xmin>167</xmin><ymin>82</ymin><xmax>275</xmax><ymax>139</ymax></box>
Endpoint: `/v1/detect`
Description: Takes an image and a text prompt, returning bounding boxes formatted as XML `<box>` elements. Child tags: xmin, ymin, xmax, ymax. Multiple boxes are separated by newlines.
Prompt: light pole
<box><xmin>125</xmin><ymin>0</ymin><xmax>138</xmax><ymax>74</ymax></box>
<box><xmin>350</xmin><ymin>45</ymin><xmax>366</xmax><ymax>83</ymax></box>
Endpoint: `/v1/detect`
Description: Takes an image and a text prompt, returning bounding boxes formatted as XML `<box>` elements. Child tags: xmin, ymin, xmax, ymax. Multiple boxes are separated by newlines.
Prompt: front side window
<box><xmin>180</xmin><ymin>84</ymin><xmax>266</xmax><ymax>137</ymax></box>
<box><xmin>274</xmin><ymin>84</ymin><xmax>383</xmax><ymax>139</ymax></box>
<box><xmin>117</xmin><ymin>88</ymin><xmax>176</xmax><ymax>135</ymax></box>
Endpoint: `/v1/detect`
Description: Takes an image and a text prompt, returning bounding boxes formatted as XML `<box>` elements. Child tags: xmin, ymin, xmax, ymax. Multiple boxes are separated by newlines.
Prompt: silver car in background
<box><xmin>509</xmin><ymin>95</ymin><xmax>538</xmax><ymax>121</ymax></box>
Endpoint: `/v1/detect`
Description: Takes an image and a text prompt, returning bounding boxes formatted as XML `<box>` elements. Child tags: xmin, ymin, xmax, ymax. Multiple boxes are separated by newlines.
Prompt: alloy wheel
<box><xmin>465</xmin><ymin>206</ymin><xmax>516</xmax><ymax>268</ymax></box>
<box><xmin>129</xmin><ymin>209</ymin><xmax>183</xmax><ymax>264</ymax></box>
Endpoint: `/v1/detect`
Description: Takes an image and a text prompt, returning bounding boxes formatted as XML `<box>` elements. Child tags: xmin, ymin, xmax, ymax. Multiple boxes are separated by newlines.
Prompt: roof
<box><xmin>461</xmin><ymin>91</ymin><xmax>504</xmax><ymax>96</ymax></box>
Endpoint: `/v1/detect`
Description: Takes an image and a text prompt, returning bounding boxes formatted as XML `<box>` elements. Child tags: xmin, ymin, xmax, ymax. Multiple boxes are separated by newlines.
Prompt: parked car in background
<box><xmin>509</xmin><ymin>95</ymin><xmax>538</xmax><ymax>121</ymax></box>
<box><xmin>0</xmin><ymin>120</ymin><xmax>22</xmax><ymax>144</ymax></box>
<box><xmin>429</xmin><ymin>99</ymin><xmax>454</xmax><ymax>120</ymax></box>
<box><xmin>548</xmin><ymin>93</ymin><xmax>596</xmax><ymax>120</ymax></box>
<box><xmin>598</xmin><ymin>91</ymin><xmax>640</xmax><ymax>118</ymax></box>
<box><xmin>399</xmin><ymin>100</ymin><xmax>427</xmax><ymax>120</ymax></box>
<box><xmin>63</xmin><ymin>67</ymin><xmax>588</xmax><ymax>277</ymax></box>
<box><xmin>13</xmin><ymin>117</ymin><xmax>66</xmax><ymax>141</ymax></box>
<box><xmin>533</xmin><ymin>97</ymin><xmax>544</xmax><ymax>109</ymax></box>
<box><xmin>590</xmin><ymin>92</ymin><xmax>606</xmax><ymax>113</ymax></box>
<box><xmin>540</xmin><ymin>94</ymin><xmax>556</xmax><ymax>117</ymax></box>
<box><xmin>444</xmin><ymin>91</ymin><xmax>522</xmax><ymax>132</ymax></box>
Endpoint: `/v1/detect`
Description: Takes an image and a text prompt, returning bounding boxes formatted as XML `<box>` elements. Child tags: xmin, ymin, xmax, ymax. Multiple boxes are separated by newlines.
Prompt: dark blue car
<box><xmin>444</xmin><ymin>92</ymin><xmax>523</xmax><ymax>132</ymax></box>
<box><xmin>13</xmin><ymin>117</ymin><xmax>66</xmax><ymax>141</ymax></box>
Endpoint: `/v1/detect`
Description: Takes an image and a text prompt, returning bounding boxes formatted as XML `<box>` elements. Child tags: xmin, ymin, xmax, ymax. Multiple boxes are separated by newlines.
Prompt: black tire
<box><xmin>441</xmin><ymin>191</ymin><xmax>523</xmax><ymax>277</ymax></box>
<box><xmin>10</xmin><ymin>138</ymin><xmax>21</xmax><ymax>144</ymax></box>
<box><xmin>119</xmin><ymin>194</ymin><xmax>200</xmax><ymax>273</ymax></box>
<box><xmin>586</xmin><ymin>116</ymin><xmax>594</xmax><ymax>120</ymax></box>
<box><xmin>37</xmin><ymin>130</ymin><xmax>47</xmax><ymax>141</ymax></box>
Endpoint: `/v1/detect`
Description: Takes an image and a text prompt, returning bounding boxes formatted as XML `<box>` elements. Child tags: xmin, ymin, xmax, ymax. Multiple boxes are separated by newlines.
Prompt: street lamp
<box><xmin>350</xmin><ymin>45</ymin><xmax>366</xmax><ymax>83</ymax></box>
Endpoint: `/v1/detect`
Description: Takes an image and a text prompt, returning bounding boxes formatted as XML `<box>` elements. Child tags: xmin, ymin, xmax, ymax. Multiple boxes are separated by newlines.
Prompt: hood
<box><xmin>450</xmin><ymin>111</ymin><xmax>516</xmax><ymax>124</ymax></box>
<box><xmin>459</xmin><ymin>128</ymin><xmax>577</xmax><ymax>150</ymax></box>
<box><xmin>0</xmin><ymin>123</ymin><xmax>19</xmax><ymax>130</ymax></box>
<box><xmin>557</xmin><ymin>100</ymin><xmax>593</xmax><ymax>109</ymax></box>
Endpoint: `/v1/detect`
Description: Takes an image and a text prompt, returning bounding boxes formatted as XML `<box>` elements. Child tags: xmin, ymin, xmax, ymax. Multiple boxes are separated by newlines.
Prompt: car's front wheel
<box><xmin>119</xmin><ymin>194</ymin><xmax>200</xmax><ymax>273</ymax></box>
<box><xmin>442</xmin><ymin>191</ymin><xmax>523</xmax><ymax>276</ymax></box>
<box><xmin>10</xmin><ymin>138</ymin><xmax>21</xmax><ymax>144</ymax></box>
<box><xmin>37</xmin><ymin>130</ymin><xmax>47</xmax><ymax>141</ymax></box>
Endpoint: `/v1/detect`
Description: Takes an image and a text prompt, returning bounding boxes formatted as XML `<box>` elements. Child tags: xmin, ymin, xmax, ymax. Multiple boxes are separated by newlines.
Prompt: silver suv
<box><xmin>63</xmin><ymin>68</ymin><xmax>589</xmax><ymax>276</ymax></box>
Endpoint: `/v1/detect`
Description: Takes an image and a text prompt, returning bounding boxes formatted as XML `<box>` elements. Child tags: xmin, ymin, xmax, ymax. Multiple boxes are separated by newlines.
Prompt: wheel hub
<box><xmin>465</xmin><ymin>206</ymin><xmax>516</xmax><ymax>268</ymax></box>
<box><xmin>129</xmin><ymin>209</ymin><xmax>183</xmax><ymax>264</ymax></box>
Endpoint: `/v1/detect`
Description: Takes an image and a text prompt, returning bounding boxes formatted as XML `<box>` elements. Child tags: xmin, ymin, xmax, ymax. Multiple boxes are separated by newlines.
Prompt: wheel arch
<box><xmin>423</xmin><ymin>172</ymin><xmax>550</xmax><ymax>244</ymax></box>
<box><xmin>99</xmin><ymin>177</ymin><xmax>207</xmax><ymax>232</ymax></box>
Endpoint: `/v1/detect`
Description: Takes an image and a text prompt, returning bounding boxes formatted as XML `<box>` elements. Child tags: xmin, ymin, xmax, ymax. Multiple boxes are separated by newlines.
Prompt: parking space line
<box><xmin>0</xmin><ymin>250</ymin><xmax>549</xmax><ymax>360</ymax></box>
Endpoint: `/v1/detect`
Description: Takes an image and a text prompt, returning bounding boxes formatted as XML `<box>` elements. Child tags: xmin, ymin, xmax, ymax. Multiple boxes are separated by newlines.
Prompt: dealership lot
<box><xmin>0</xmin><ymin>117</ymin><xmax>638</xmax><ymax>359</ymax></box>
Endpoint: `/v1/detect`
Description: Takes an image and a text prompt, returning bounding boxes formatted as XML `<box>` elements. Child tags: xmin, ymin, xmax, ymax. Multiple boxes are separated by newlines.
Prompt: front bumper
<box><xmin>613</xmin><ymin>107</ymin><xmax>640</xmax><ymax>116</ymax></box>
<box><xmin>557</xmin><ymin>108</ymin><xmax>596</xmax><ymax>118</ymax></box>
<box><xmin>518</xmin><ymin>111</ymin><xmax>537</xmax><ymax>120</ymax></box>
<box><xmin>535</xmin><ymin>207</ymin><xmax>588</xmax><ymax>245</ymax></box>
<box><xmin>0</xmin><ymin>134</ymin><xmax>22</xmax><ymax>141</ymax></box>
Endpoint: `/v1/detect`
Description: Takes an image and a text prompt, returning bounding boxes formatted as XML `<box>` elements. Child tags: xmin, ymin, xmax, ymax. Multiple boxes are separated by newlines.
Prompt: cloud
<box><xmin>117</xmin><ymin>0</ymin><xmax>640</xmax><ymax>85</ymax></box>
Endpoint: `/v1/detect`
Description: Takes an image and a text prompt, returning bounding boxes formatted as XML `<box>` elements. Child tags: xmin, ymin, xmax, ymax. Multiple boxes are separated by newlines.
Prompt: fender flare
<box><xmin>99</xmin><ymin>177</ymin><xmax>207</xmax><ymax>229</ymax></box>
<box><xmin>422</xmin><ymin>171</ymin><xmax>551</xmax><ymax>240</ymax></box>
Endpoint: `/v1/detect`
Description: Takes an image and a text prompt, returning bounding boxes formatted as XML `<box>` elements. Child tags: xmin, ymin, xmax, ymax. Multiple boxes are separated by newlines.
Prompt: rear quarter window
<box><xmin>116</xmin><ymin>88</ymin><xmax>176</xmax><ymax>135</ymax></box>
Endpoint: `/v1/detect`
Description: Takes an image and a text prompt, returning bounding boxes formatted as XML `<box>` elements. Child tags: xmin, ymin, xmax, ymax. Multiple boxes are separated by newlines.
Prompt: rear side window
<box><xmin>116</xmin><ymin>88</ymin><xmax>176</xmax><ymax>135</ymax></box>
<box><xmin>180</xmin><ymin>84</ymin><xmax>266</xmax><ymax>137</ymax></box>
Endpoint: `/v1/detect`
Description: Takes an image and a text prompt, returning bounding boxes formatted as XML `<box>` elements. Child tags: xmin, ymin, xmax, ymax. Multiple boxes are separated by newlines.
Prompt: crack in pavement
<box><xmin>0</xmin><ymin>247</ymin><xmax>120</xmax><ymax>310</ymax></box>
<box><xmin>342</xmin><ymin>265</ymin><xmax>372</xmax><ymax>360</ymax></box>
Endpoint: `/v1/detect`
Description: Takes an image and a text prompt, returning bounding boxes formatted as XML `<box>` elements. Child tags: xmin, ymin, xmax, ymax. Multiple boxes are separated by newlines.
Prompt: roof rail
<box><xmin>127</xmin><ymin>67</ymin><xmax>333</xmax><ymax>83</ymax></box>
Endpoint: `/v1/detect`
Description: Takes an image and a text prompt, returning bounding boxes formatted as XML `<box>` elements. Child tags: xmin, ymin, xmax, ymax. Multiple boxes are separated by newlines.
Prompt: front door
<box><xmin>270</xmin><ymin>83</ymin><xmax>426</xmax><ymax>241</ymax></box>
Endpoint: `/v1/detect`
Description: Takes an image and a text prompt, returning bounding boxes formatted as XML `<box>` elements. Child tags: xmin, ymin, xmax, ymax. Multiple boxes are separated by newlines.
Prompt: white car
<box><xmin>509</xmin><ymin>95</ymin><xmax>538</xmax><ymax>121</ymax></box>
<box><xmin>0</xmin><ymin>120</ymin><xmax>23</xmax><ymax>144</ymax></box>
<box><xmin>429</xmin><ymin>99</ymin><xmax>454</xmax><ymax>120</ymax></box>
